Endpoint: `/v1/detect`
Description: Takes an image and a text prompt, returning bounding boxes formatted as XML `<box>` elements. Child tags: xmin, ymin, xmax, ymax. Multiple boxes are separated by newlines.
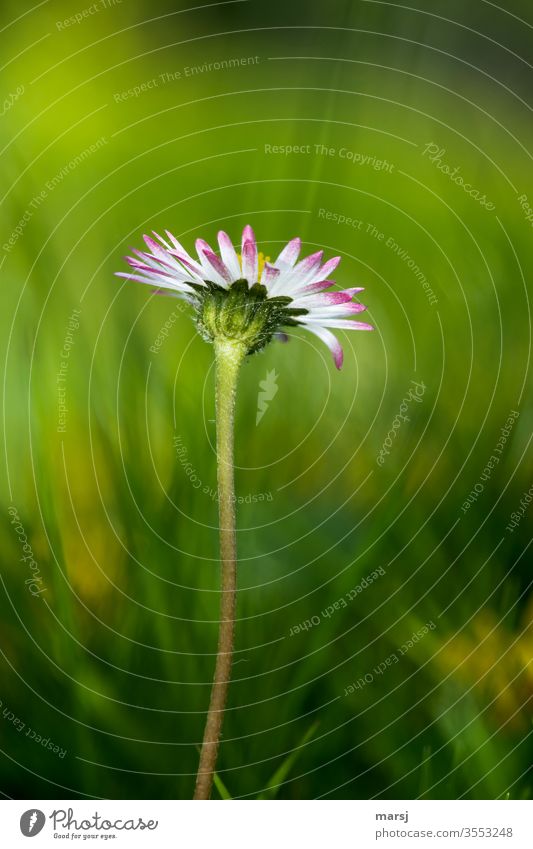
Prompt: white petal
<box><xmin>300</xmin><ymin>324</ymin><xmax>344</xmax><ymax>369</ymax></box>
<box><xmin>300</xmin><ymin>317</ymin><xmax>374</xmax><ymax>330</ymax></box>
<box><xmin>261</xmin><ymin>262</ymin><xmax>281</xmax><ymax>291</ymax></box>
<box><xmin>115</xmin><ymin>272</ymin><xmax>194</xmax><ymax>294</ymax></box>
<box><xmin>217</xmin><ymin>230</ymin><xmax>241</xmax><ymax>280</ymax></box>
<box><xmin>276</xmin><ymin>237</ymin><xmax>301</xmax><ymax>267</ymax></box>
<box><xmin>241</xmin><ymin>239</ymin><xmax>258</xmax><ymax>283</ymax></box>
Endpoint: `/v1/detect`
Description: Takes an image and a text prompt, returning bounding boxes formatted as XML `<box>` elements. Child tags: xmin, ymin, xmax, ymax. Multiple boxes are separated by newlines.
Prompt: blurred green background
<box><xmin>1</xmin><ymin>0</ymin><xmax>532</xmax><ymax>800</ymax></box>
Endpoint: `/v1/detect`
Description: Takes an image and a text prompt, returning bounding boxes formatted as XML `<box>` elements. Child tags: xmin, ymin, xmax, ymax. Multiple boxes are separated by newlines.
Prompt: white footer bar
<box><xmin>0</xmin><ymin>799</ymin><xmax>531</xmax><ymax>848</ymax></box>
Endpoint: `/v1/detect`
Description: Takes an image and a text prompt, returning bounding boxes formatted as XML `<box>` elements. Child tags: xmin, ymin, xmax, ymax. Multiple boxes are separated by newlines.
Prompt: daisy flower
<box><xmin>116</xmin><ymin>224</ymin><xmax>373</xmax><ymax>368</ymax></box>
<box><xmin>115</xmin><ymin>224</ymin><xmax>373</xmax><ymax>800</ymax></box>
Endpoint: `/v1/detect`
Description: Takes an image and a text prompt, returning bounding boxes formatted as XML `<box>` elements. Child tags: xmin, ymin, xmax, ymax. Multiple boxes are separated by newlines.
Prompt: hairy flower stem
<box><xmin>193</xmin><ymin>339</ymin><xmax>247</xmax><ymax>800</ymax></box>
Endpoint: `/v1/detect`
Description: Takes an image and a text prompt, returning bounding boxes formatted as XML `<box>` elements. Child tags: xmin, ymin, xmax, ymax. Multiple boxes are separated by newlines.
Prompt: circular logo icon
<box><xmin>20</xmin><ymin>810</ymin><xmax>46</xmax><ymax>837</ymax></box>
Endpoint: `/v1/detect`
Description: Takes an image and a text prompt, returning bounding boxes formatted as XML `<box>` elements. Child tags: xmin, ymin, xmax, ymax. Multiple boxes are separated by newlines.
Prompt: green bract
<box><xmin>193</xmin><ymin>279</ymin><xmax>308</xmax><ymax>355</ymax></box>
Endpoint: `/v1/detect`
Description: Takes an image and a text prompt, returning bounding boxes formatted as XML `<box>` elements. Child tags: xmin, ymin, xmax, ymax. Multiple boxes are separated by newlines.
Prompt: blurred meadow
<box><xmin>0</xmin><ymin>0</ymin><xmax>532</xmax><ymax>799</ymax></box>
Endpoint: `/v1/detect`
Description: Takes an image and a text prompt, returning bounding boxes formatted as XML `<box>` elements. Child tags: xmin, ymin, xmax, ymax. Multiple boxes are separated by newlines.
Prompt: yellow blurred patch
<box><xmin>435</xmin><ymin>611</ymin><xmax>533</xmax><ymax>731</ymax></box>
<box><xmin>50</xmin><ymin>418</ymin><xmax>125</xmax><ymax>604</ymax></box>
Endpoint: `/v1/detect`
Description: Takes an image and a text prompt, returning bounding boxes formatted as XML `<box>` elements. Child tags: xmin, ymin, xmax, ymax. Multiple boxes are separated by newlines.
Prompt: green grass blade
<box><xmin>260</xmin><ymin>721</ymin><xmax>320</xmax><ymax>799</ymax></box>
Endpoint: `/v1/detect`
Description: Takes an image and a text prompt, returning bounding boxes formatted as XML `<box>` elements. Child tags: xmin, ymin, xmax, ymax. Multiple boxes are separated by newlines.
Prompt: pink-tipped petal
<box><xmin>337</xmin><ymin>302</ymin><xmax>367</xmax><ymax>314</ymax></box>
<box><xmin>315</xmin><ymin>255</ymin><xmax>341</xmax><ymax>280</ymax></box>
<box><xmin>308</xmin><ymin>318</ymin><xmax>374</xmax><ymax>330</ymax></box>
<box><xmin>291</xmin><ymin>291</ymin><xmax>353</xmax><ymax>309</ymax></box>
<box><xmin>115</xmin><ymin>271</ymin><xmax>192</xmax><ymax>293</ymax></box>
<box><xmin>309</xmin><ymin>256</ymin><xmax>341</xmax><ymax>283</ymax></box>
<box><xmin>133</xmin><ymin>247</ymin><xmax>185</xmax><ymax>275</ymax></box>
<box><xmin>164</xmin><ymin>230</ymin><xmax>201</xmax><ymax>268</ymax></box>
<box><xmin>350</xmin><ymin>321</ymin><xmax>374</xmax><ymax>330</ymax></box>
<box><xmin>125</xmin><ymin>259</ymin><xmax>180</xmax><ymax>280</ymax></box>
<box><xmin>288</xmin><ymin>251</ymin><xmax>325</xmax><ymax>289</ymax></box>
<box><xmin>195</xmin><ymin>237</ymin><xmax>215</xmax><ymax>259</ymax></box>
<box><xmin>294</xmin><ymin>280</ymin><xmax>333</xmax><ymax>295</ymax></box>
<box><xmin>304</xmin><ymin>324</ymin><xmax>344</xmax><ymax>369</ymax></box>
<box><xmin>294</xmin><ymin>250</ymin><xmax>324</xmax><ymax>275</ymax></box>
<box><xmin>217</xmin><ymin>230</ymin><xmax>241</xmax><ymax>279</ymax></box>
<box><xmin>276</xmin><ymin>237</ymin><xmax>301</xmax><ymax>267</ymax></box>
<box><xmin>128</xmin><ymin>252</ymin><xmax>194</xmax><ymax>285</ymax></box>
<box><xmin>241</xmin><ymin>224</ymin><xmax>257</xmax><ymax>252</ymax></box>
<box><xmin>151</xmin><ymin>231</ymin><xmax>174</xmax><ymax>252</ymax></box>
<box><xmin>151</xmin><ymin>288</ymin><xmax>191</xmax><ymax>301</ymax></box>
<box><xmin>132</xmin><ymin>253</ymin><xmax>172</xmax><ymax>273</ymax></box>
<box><xmin>143</xmin><ymin>234</ymin><xmax>183</xmax><ymax>267</ymax></box>
<box><xmin>170</xmin><ymin>252</ymin><xmax>205</xmax><ymax>279</ymax></box>
<box><xmin>241</xmin><ymin>225</ymin><xmax>257</xmax><ymax>280</ymax></box>
<box><xmin>301</xmin><ymin>303</ymin><xmax>368</xmax><ymax>319</ymax></box>
<box><xmin>261</xmin><ymin>262</ymin><xmax>281</xmax><ymax>290</ymax></box>
<box><xmin>241</xmin><ymin>239</ymin><xmax>258</xmax><ymax>283</ymax></box>
<box><xmin>202</xmin><ymin>249</ymin><xmax>231</xmax><ymax>282</ymax></box>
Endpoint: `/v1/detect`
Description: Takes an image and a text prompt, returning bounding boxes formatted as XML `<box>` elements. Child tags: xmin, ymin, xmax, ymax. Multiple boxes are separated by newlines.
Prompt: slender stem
<box><xmin>193</xmin><ymin>339</ymin><xmax>246</xmax><ymax>800</ymax></box>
